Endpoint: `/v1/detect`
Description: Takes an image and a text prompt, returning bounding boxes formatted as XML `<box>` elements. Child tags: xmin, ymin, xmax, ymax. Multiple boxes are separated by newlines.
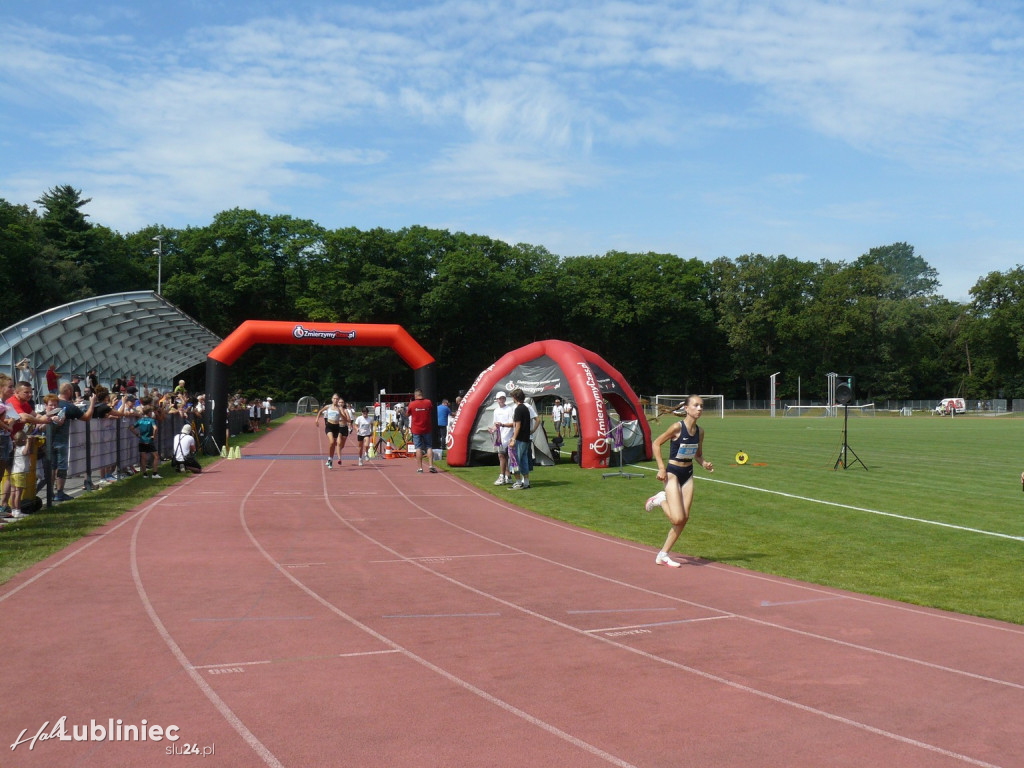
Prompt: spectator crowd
<box><xmin>0</xmin><ymin>363</ymin><xmax>275</xmax><ymax>526</ymax></box>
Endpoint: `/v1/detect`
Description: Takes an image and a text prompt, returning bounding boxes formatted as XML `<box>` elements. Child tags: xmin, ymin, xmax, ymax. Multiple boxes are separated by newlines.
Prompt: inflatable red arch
<box><xmin>205</xmin><ymin>320</ymin><xmax>435</xmax><ymax>447</ymax></box>
<box><xmin>445</xmin><ymin>339</ymin><xmax>652</xmax><ymax>469</ymax></box>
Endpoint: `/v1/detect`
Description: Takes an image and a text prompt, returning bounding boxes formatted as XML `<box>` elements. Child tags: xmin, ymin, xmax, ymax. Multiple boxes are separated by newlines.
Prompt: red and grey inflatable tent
<box><xmin>445</xmin><ymin>339</ymin><xmax>652</xmax><ymax>469</ymax></box>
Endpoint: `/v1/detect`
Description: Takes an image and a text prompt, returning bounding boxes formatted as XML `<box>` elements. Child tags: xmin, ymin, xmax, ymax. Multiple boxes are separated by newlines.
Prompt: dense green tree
<box><xmin>714</xmin><ymin>254</ymin><xmax>818</xmax><ymax>402</ymax></box>
<box><xmin>0</xmin><ymin>200</ymin><xmax>43</xmax><ymax>325</ymax></box>
<box><xmin>967</xmin><ymin>267</ymin><xmax>1024</xmax><ymax>398</ymax></box>
<box><xmin>0</xmin><ymin>188</ymin><xmax>1004</xmax><ymax>406</ymax></box>
<box><xmin>556</xmin><ymin>251</ymin><xmax>719</xmax><ymax>395</ymax></box>
<box><xmin>421</xmin><ymin>233</ymin><xmax>546</xmax><ymax>389</ymax></box>
<box><xmin>33</xmin><ymin>185</ymin><xmax>101</xmax><ymax>305</ymax></box>
<box><xmin>857</xmin><ymin>242</ymin><xmax>939</xmax><ymax>300</ymax></box>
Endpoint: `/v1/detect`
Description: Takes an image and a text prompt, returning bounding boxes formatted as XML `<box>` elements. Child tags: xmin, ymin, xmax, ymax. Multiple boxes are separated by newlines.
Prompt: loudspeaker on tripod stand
<box><xmin>835</xmin><ymin>379</ymin><xmax>853</xmax><ymax>405</ymax></box>
<box><xmin>833</xmin><ymin>376</ymin><xmax>866</xmax><ymax>470</ymax></box>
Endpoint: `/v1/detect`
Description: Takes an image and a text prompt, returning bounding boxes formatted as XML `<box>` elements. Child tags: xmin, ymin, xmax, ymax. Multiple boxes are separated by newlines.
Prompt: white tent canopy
<box><xmin>0</xmin><ymin>291</ymin><xmax>221</xmax><ymax>392</ymax></box>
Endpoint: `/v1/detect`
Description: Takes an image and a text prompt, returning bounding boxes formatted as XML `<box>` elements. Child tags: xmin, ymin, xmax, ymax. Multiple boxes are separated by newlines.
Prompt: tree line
<box><xmin>3</xmin><ymin>185</ymin><xmax>1022</xmax><ymax>405</ymax></box>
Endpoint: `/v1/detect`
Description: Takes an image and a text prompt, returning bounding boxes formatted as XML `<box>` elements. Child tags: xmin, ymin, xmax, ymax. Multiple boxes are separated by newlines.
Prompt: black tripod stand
<box><xmin>833</xmin><ymin>404</ymin><xmax>867</xmax><ymax>470</ymax></box>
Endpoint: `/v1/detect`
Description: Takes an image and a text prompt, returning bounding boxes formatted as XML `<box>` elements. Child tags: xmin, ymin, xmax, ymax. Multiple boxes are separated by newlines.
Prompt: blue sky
<box><xmin>2</xmin><ymin>0</ymin><xmax>1023</xmax><ymax>301</ymax></box>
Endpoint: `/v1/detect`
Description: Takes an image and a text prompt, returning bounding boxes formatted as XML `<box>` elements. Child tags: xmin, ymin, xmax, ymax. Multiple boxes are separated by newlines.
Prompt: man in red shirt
<box><xmin>407</xmin><ymin>388</ymin><xmax>437</xmax><ymax>474</ymax></box>
<box><xmin>7</xmin><ymin>381</ymin><xmax>55</xmax><ymax>435</ymax></box>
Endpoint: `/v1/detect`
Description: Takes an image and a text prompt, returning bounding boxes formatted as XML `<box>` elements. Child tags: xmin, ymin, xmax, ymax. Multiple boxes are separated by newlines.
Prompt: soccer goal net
<box><xmin>784</xmin><ymin>403</ymin><xmax>876</xmax><ymax>417</ymax></box>
<box><xmin>652</xmin><ymin>394</ymin><xmax>724</xmax><ymax>419</ymax></box>
<box><xmin>784</xmin><ymin>405</ymin><xmax>832</xmax><ymax>417</ymax></box>
<box><xmin>844</xmin><ymin>403</ymin><xmax>876</xmax><ymax>416</ymax></box>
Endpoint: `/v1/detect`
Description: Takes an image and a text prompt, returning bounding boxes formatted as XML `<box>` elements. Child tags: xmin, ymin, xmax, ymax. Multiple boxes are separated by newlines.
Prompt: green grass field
<box><xmin>3</xmin><ymin>412</ymin><xmax>1023</xmax><ymax>625</ymax></box>
<box><xmin>454</xmin><ymin>411</ymin><xmax>1024</xmax><ymax>625</ymax></box>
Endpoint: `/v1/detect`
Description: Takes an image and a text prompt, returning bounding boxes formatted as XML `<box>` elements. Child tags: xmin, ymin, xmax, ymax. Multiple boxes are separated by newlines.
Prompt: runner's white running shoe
<box><xmin>644</xmin><ymin>491</ymin><xmax>666</xmax><ymax>512</ymax></box>
<box><xmin>655</xmin><ymin>551</ymin><xmax>682</xmax><ymax>568</ymax></box>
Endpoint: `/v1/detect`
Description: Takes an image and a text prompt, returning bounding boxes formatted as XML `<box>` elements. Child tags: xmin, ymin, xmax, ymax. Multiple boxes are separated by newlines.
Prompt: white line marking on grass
<box><xmin>701</xmin><ymin>476</ymin><xmax>1024</xmax><ymax>542</ymax></box>
<box><xmin>627</xmin><ymin>463</ymin><xmax>1024</xmax><ymax>542</ymax></box>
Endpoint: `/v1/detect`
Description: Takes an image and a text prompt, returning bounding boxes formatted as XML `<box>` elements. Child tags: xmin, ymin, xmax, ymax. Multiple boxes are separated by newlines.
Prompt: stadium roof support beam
<box><xmin>0</xmin><ymin>291</ymin><xmax>222</xmax><ymax>392</ymax></box>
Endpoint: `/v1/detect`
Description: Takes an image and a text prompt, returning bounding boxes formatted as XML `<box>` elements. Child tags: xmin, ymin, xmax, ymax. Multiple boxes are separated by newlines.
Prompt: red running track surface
<box><xmin>1</xmin><ymin>417</ymin><xmax>1022</xmax><ymax>767</ymax></box>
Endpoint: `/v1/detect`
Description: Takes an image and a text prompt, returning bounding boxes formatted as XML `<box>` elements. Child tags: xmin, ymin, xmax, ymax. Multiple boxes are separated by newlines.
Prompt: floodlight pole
<box><xmin>152</xmin><ymin>235</ymin><xmax>163</xmax><ymax>295</ymax></box>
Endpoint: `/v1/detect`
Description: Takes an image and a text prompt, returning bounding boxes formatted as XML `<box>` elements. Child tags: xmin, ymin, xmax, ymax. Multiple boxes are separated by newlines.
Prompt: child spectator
<box><xmin>0</xmin><ymin>374</ymin><xmax>14</xmax><ymax>518</ymax></box>
<box><xmin>7</xmin><ymin>431</ymin><xmax>36</xmax><ymax>519</ymax></box>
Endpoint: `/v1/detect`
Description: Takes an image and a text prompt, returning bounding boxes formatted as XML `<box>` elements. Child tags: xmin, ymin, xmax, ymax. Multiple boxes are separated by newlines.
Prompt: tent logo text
<box><xmin>292</xmin><ymin>325</ymin><xmax>357</xmax><ymax>341</ymax></box>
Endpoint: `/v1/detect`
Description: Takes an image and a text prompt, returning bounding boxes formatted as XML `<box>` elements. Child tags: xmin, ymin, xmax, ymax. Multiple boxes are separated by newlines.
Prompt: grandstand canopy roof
<box><xmin>0</xmin><ymin>291</ymin><xmax>222</xmax><ymax>391</ymax></box>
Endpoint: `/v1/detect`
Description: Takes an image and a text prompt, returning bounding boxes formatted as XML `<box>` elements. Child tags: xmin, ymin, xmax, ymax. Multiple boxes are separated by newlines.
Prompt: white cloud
<box><xmin>1</xmin><ymin>0</ymin><xmax>1024</xmax><ymax>302</ymax></box>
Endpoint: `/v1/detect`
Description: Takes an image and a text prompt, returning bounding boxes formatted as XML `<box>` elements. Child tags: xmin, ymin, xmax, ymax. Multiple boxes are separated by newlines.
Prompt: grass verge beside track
<box><xmin>3</xmin><ymin>412</ymin><xmax>1022</xmax><ymax>625</ymax></box>
<box><xmin>0</xmin><ymin>425</ymin><xmax>269</xmax><ymax>585</ymax></box>
<box><xmin>453</xmin><ymin>412</ymin><xmax>1024</xmax><ymax>625</ymax></box>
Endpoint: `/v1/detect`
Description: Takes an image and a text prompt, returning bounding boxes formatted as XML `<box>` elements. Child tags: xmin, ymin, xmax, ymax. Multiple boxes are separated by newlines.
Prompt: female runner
<box><xmin>315</xmin><ymin>394</ymin><xmax>347</xmax><ymax>468</ymax></box>
<box><xmin>644</xmin><ymin>395</ymin><xmax>713</xmax><ymax>567</ymax></box>
<box><xmin>337</xmin><ymin>399</ymin><xmax>355</xmax><ymax>458</ymax></box>
<box><xmin>354</xmin><ymin>406</ymin><xmax>374</xmax><ymax>465</ymax></box>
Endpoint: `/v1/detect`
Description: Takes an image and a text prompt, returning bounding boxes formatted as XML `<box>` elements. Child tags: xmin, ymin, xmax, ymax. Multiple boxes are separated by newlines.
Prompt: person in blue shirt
<box><xmin>130</xmin><ymin>405</ymin><xmax>161</xmax><ymax>479</ymax></box>
<box><xmin>436</xmin><ymin>398</ymin><xmax>451</xmax><ymax>451</ymax></box>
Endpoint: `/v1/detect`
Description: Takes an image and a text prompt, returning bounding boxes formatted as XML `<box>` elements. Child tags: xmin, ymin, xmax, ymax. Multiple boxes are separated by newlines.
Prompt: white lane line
<box><xmin>193</xmin><ymin>650</ymin><xmax>400</xmax><ymax>670</ymax></box>
<box><xmin>586</xmin><ymin>616</ymin><xmax>736</xmax><ymax>633</ymax></box>
<box><xmin>356</xmin><ymin>471</ymin><xmax>1011</xmax><ymax>768</ymax></box>
<box><xmin>458</xmin><ymin>477</ymin><xmax>1024</xmax><ymax>637</ymax></box>
<box><xmin>0</xmin><ymin>476</ymin><xmax>202</xmax><ymax>604</ymax></box>
<box><xmin>567</xmin><ymin>607</ymin><xmax>678</xmax><ymax>615</ymax></box>
<box><xmin>240</xmin><ymin>488</ymin><xmax>640</xmax><ymax>768</ymax></box>
<box><xmin>190</xmin><ymin>616</ymin><xmax>314</xmax><ymax>622</ymax></box>
<box><xmin>760</xmin><ymin>598</ymin><xmax>845</xmax><ymax>608</ymax></box>
<box><xmin>130</xmin><ymin>494</ymin><xmax>285</xmax><ymax>768</ymax></box>
<box><xmin>380</xmin><ymin>618</ymin><xmax>503</xmax><ymax>622</ymax></box>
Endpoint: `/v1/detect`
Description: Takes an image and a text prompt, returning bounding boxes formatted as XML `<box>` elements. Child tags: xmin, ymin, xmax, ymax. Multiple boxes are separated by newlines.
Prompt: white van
<box><xmin>934</xmin><ymin>397</ymin><xmax>966</xmax><ymax>415</ymax></box>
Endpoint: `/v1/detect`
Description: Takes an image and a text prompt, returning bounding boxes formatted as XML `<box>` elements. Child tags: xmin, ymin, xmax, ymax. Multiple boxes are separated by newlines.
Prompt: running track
<box><xmin>2</xmin><ymin>417</ymin><xmax>1022</xmax><ymax>767</ymax></box>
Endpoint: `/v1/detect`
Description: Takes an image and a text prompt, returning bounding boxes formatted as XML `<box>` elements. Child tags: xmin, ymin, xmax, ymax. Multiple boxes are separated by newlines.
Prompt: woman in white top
<box><xmin>354</xmin><ymin>406</ymin><xmax>374</xmax><ymax>466</ymax></box>
<box><xmin>315</xmin><ymin>394</ymin><xmax>350</xmax><ymax>468</ymax></box>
